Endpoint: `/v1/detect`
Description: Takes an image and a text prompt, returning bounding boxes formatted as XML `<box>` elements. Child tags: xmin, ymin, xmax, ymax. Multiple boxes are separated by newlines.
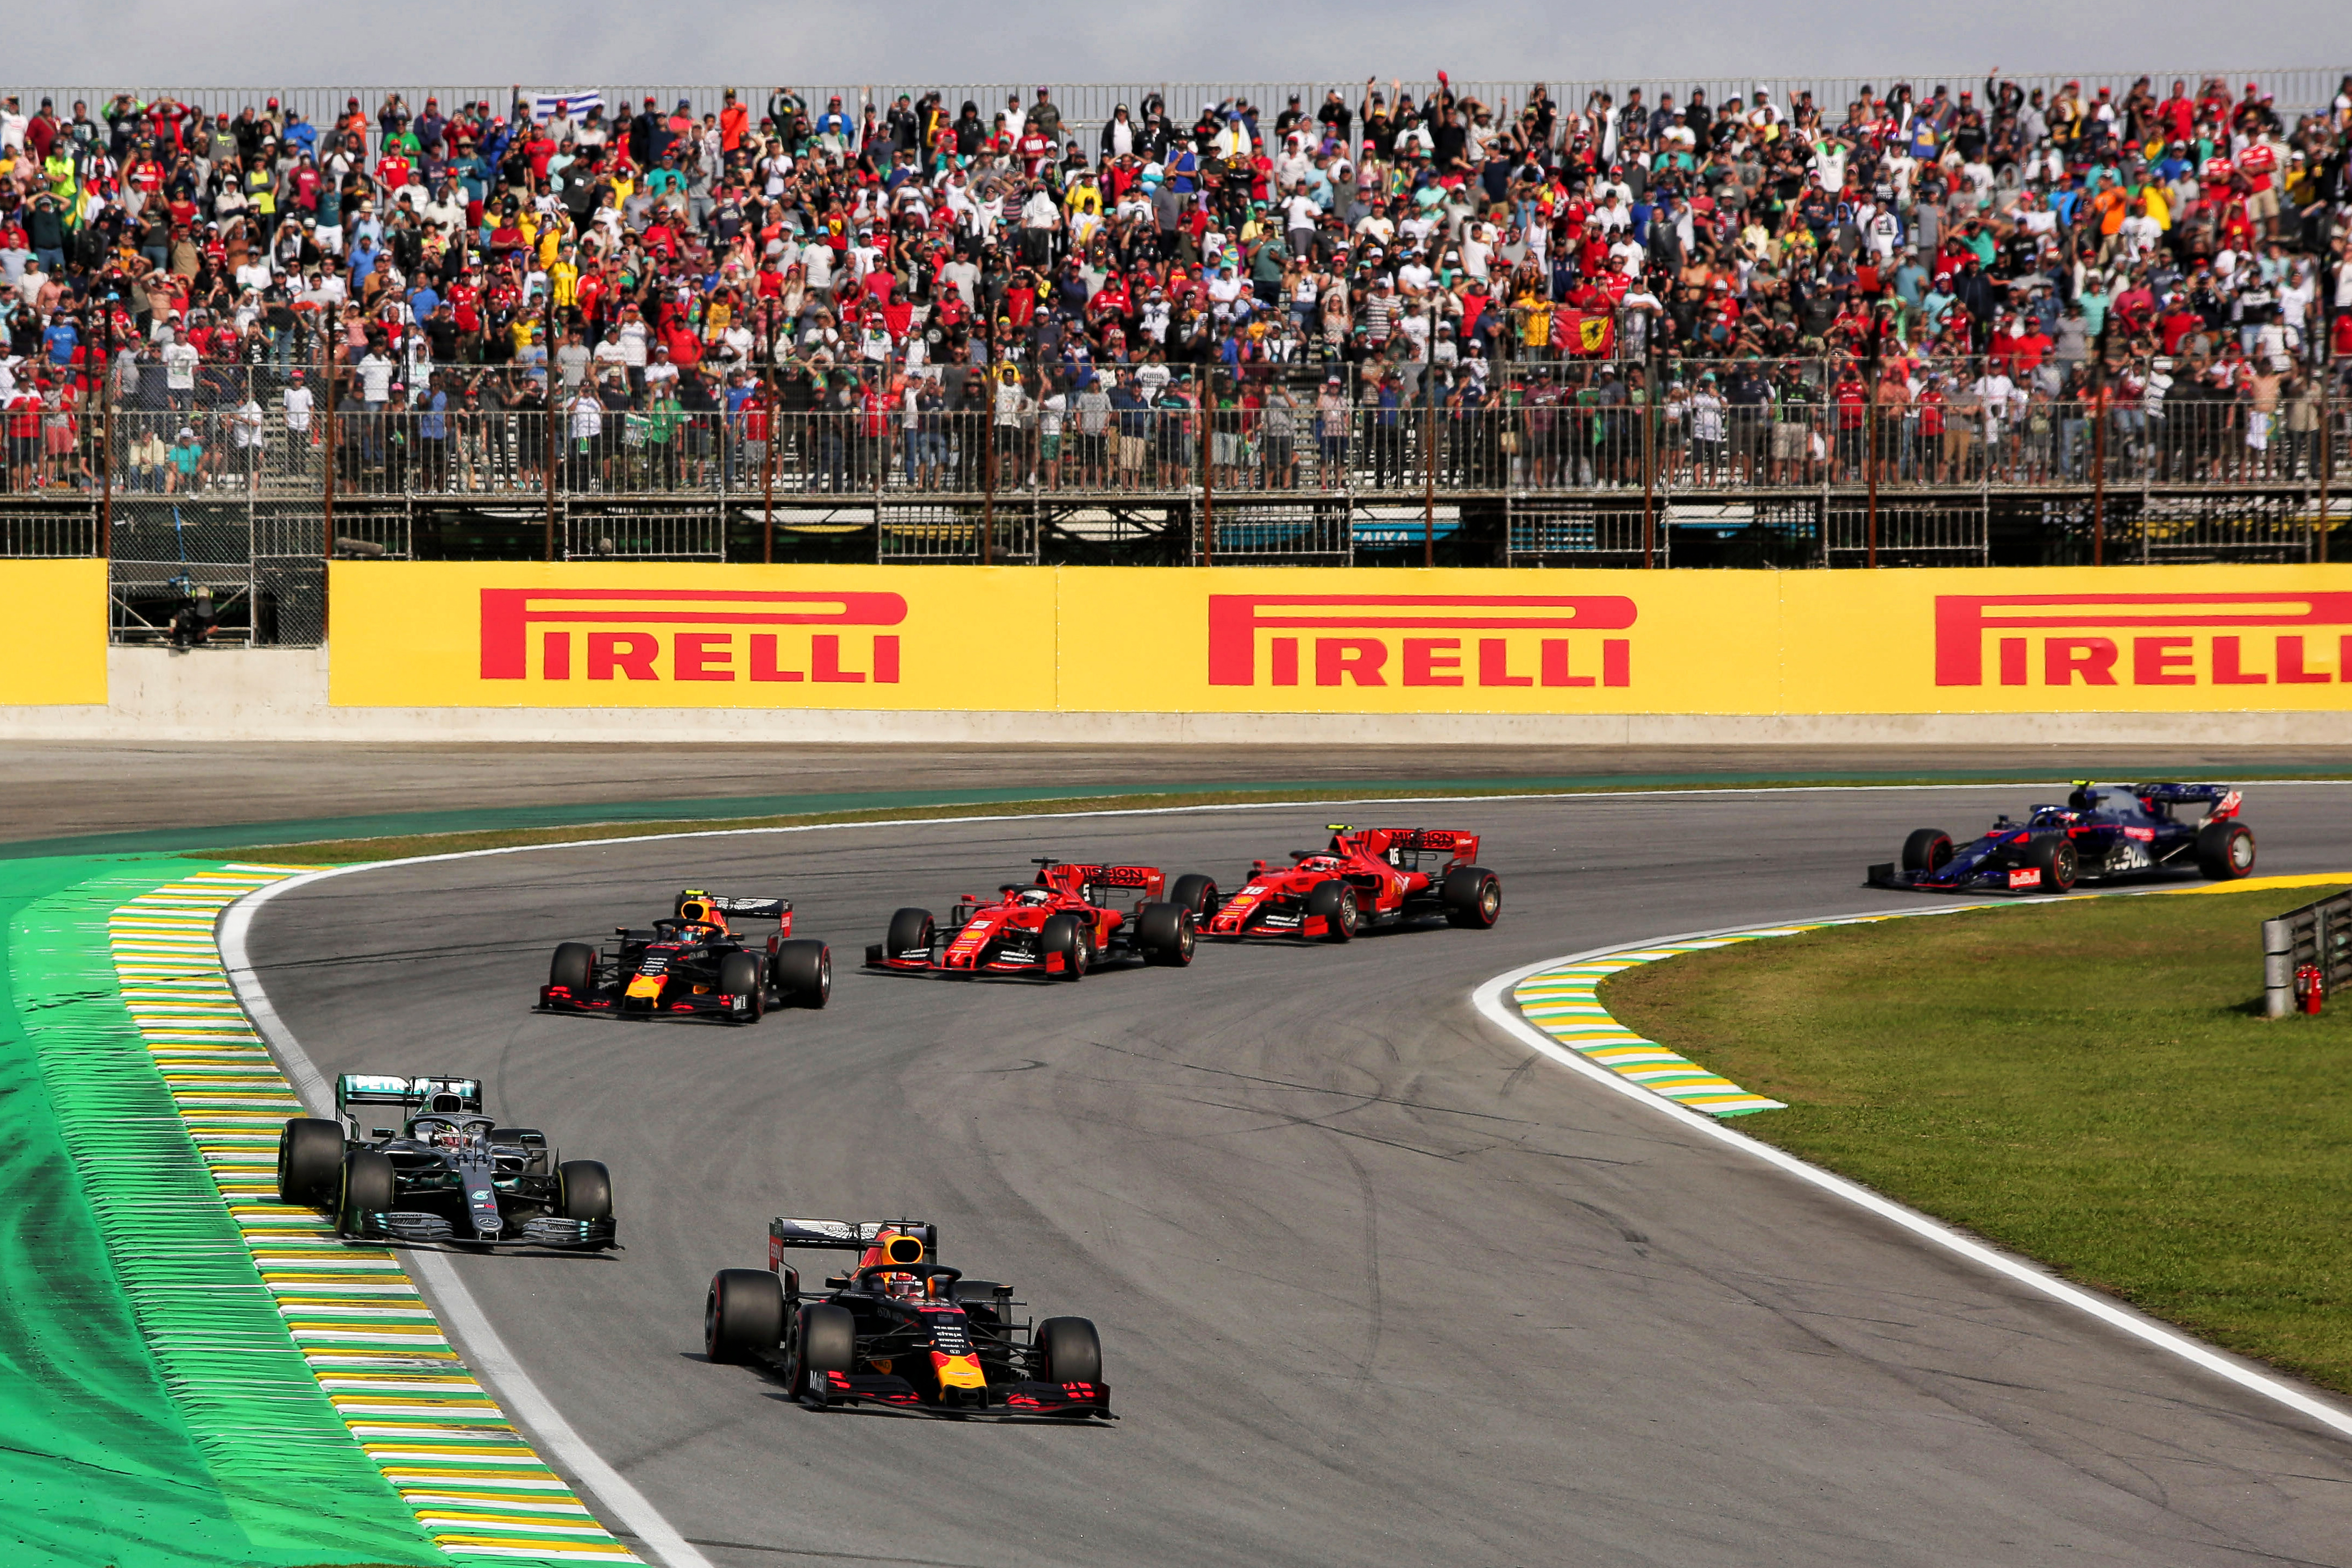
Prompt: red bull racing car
<box><xmin>1866</xmin><ymin>782</ymin><xmax>2257</xmax><ymax>895</ymax></box>
<box><xmin>540</xmin><ymin>889</ymin><xmax>831</xmax><ymax>1022</ymax></box>
<box><xmin>863</xmin><ymin>857</ymin><xmax>1213</xmax><ymax>980</ymax></box>
<box><xmin>703</xmin><ymin>1217</ymin><xmax>1112</xmax><ymax>1420</ymax></box>
<box><xmin>1202</xmin><ymin>825</ymin><xmax>1502</xmax><ymax>942</ymax></box>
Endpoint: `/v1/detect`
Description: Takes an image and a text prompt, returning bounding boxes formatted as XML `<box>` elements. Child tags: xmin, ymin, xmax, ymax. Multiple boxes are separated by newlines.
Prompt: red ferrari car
<box><xmin>1202</xmin><ymin>826</ymin><xmax>1500</xmax><ymax>942</ymax></box>
<box><xmin>864</xmin><ymin>858</ymin><xmax>1214</xmax><ymax>980</ymax></box>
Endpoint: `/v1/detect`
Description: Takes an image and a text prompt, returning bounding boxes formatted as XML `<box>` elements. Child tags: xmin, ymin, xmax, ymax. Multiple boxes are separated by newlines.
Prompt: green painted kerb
<box><xmin>1</xmin><ymin>856</ymin><xmax>443</xmax><ymax>1567</ymax></box>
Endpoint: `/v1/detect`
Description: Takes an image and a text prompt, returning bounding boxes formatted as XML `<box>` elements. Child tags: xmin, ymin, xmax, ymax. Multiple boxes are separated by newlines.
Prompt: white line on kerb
<box><xmin>219</xmin><ymin>873</ymin><xmax>718</xmax><ymax>1568</ymax></box>
<box><xmin>1470</xmin><ymin>924</ymin><xmax>2352</xmax><ymax>1445</ymax></box>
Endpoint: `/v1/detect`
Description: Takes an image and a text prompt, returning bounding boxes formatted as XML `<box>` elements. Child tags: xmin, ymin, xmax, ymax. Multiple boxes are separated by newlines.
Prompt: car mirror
<box><xmin>372</xmin><ymin>1126</ymin><xmax>395</xmax><ymax>1138</ymax></box>
<box><xmin>824</xmin><ymin>1273</ymin><xmax>849</xmax><ymax>1290</ymax></box>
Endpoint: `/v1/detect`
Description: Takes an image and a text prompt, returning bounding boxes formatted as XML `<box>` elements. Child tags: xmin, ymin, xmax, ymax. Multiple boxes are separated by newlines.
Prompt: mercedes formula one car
<box><xmin>704</xmin><ymin>1217</ymin><xmax>1110</xmax><ymax>1420</ymax></box>
<box><xmin>541</xmin><ymin>888</ymin><xmax>831</xmax><ymax>1022</ymax></box>
<box><xmin>863</xmin><ymin>857</ymin><xmax>1213</xmax><ymax>980</ymax></box>
<box><xmin>1202</xmin><ymin>825</ymin><xmax>1502</xmax><ymax>941</ymax></box>
<box><xmin>275</xmin><ymin>1073</ymin><xmax>615</xmax><ymax>1248</ymax></box>
<box><xmin>1866</xmin><ymin>782</ymin><xmax>2257</xmax><ymax>895</ymax></box>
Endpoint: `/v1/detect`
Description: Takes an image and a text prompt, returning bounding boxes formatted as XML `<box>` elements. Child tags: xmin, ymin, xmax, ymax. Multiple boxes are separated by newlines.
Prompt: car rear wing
<box><xmin>1341</xmin><ymin>827</ymin><xmax>1482</xmax><ymax>865</ymax></box>
<box><xmin>707</xmin><ymin>896</ymin><xmax>791</xmax><ymax>921</ymax></box>
<box><xmin>2129</xmin><ymin>783</ymin><xmax>2241</xmax><ymax>818</ymax></box>
<box><xmin>1034</xmin><ymin>862</ymin><xmax>1165</xmax><ymax>902</ymax></box>
<box><xmin>768</xmin><ymin>1216</ymin><xmax>939</xmax><ymax>1258</ymax></box>
<box><xmin>335</xmin><ymin>1073</ymin><xmax>482</xmax><ymax>1116</ymax></box>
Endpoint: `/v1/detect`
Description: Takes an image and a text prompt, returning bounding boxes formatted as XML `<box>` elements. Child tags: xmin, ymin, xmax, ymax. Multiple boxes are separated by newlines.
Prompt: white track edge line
<box><xmin>194</xmin><ymin>775</ymin><xmax>2352</xmax><ymax>863</ymax></box>
<box><xmin>1470</xmin><ymin>922</ymin><xmax>2352</xmax><ymax>1444</ymax></box>
<box><xmin>219</xmin><ymin>881</ymin><xmax>714</xmax><ymax>1568</ymax></box>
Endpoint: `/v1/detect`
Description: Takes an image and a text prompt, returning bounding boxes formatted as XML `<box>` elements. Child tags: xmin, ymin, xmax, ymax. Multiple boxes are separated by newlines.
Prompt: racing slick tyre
<box><xmin>1169</xmin><ymin>873</ymin><xmax>1220</xmax><ymax>921</ymax></box>
<box><xmin>704</xmin><ymin>1268</ymin><xmax>785</xmax><ymax>1364</ymax></box>
<box><xmin>792</xmin><ymin>1301</ymin><xmax>858</xmax><ymax>1401</ymax></box>
<box><xmin>1135</xmin><ymin>902</ymin><xmax>1197</xmax><ymax>966</ymax></box>
<box><xmin>771</xmin><ymin>938</ymin><xmax>832</xmax><ymax>1006</ymax></box>
<box><xmin>337</xmin><ymin>1149</ymin><xmax>397</xmax><ymax>1235</ymax></box>
<box><xmin>548</xmin><ymin>941</ymin><xmax>596</xmax><ymax>993</ymax></box>
<box><xmin>1305</xmin><ymin>878</ymin><xmax>1359</xmax><ymax>942</ymax></box>
<box><xmin>716</xmin><ymin>951</ymin><xmax>765</xmax><ymax>1021</ymax></box>
<box><xmin>2195</xmin><ymin>819</ymin><xmax>2257</xmax><ymax>881</ymax></box>
<box><xmin>277</xmin><ymin>1117</ymin><xmax>345</xmax><ymax>1205</ymax></box>
<box><xmin>1901</xmin><ymin>829</ymin><xmax>1955</xmax><ymax>875</ymax></box>
<box><xmin>885</xmin><ymin>908</ymin><xmax>935</xmax><ymax>964</ymax></box>
<box><xmin>1036</xmin><ymin>1316</ymin><xmax>1102</xmax><ymax>1385</ymax></box>
<box><xmin>1041</xmin><ymin>913</ymin><xmax>1090</xmax><ymax>981</ymax></box>
<box><xmin>2023</xmin><ymin>835</ymin><xmax>2080</xmax><ymax>894</ymax></box>
<box><xmin>1440</xmin><ymin>866</ymin><xmax>1503</xmax><ymax>928</ymax></box>
<box><xmin>557</xmin><ymin>1160</ymin><xmax>613</xmax><ymax>1223</ymax></box>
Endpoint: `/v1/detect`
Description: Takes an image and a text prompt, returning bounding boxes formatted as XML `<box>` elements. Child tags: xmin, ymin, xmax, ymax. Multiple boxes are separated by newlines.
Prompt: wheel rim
<box><xmin>2232</xmin><ymin>832</ymin><xmax>2254</xmax><ymax>871</ymax></box>
<box><xmin>1480</xmin><ymin>881</ymin><xmax>1500</xmax><ymax>919</ymax></box>
<box><xmin>704</xmin><ymin>1291</ymin><xmax>719</xmax><ymax>1353</ymax></box>
<box><xmin>1340</xmin><ymin>890</ymin><xmax>1357</xmax><ymax>932</ymax></box>
<box><xmin>818</xmin><ymin>952</ymin><xmax>833</xmax><ymax>1000</ymax></box>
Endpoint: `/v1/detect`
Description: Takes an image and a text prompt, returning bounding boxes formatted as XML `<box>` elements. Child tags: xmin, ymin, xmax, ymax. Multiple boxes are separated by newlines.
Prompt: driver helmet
<box><xmin>1017</xmin><ymin>888</ymin><xmax>1055</xmax><ymax>906</ymax></box>
<box><xmin>878</xmin><ymin>1271</ymin><xmax>927</xmax><ymax>1300</ymax></box>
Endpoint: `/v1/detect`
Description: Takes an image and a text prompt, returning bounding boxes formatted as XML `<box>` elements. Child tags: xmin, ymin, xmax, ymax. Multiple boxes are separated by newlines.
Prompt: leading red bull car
<box><xmin>863</xmin><ymin>857</ymin><xmax>1210</xmax><ymax>979</ymax></box>
<box><xmin>1203</xmin><ymin>825</ymin><xmax>1502</xmax><ymax>942</ymax></box>
<box><xmin>703</xmin><ymin>1217</ymin><xmax>1111</xmax><ymax>1420</ymax></box>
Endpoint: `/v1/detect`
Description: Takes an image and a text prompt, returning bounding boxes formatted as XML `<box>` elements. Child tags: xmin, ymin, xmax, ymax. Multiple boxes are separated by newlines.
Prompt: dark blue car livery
<box><xmin>1868</xmin><ymin>782</ymin><xmax>2256</xmax><ymax>895</ymax></box>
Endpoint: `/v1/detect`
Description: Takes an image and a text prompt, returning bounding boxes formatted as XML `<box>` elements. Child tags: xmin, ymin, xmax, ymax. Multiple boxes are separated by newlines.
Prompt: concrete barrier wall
<box><xmin>3</xmin><ymin>645</ymin><xmax>2349</xmax><ymax>745</ymax></box>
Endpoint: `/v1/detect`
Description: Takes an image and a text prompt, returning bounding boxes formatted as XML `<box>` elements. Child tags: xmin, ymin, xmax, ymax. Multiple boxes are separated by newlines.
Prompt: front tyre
<box><xmin>277</xmin><ymin>1117</ymin><xmax>344</xmax><ymax>1205</ymax></box>
<box><xmin>557</xmin><ymin>1160</ymin><xmax>613</xmax><ymax>1223</ymax></box>
<box><xmin>2195</xmin><ymin>819</ymin><xmax>2256</xmax><ymax>881</ymax></box>
<box><xmin>549</xmin><ymin>941</ymin><xmax>596</xmax><ymax>993</ymax></box>
<box><xmin>705</xmin><ymin>1268</ymin><xmax>784</xmax><ymax>1364</ymax></box>
<box><xmin>1169</xmin><ymin>874</ymin><xmax>1219</xmax><ymax>921</ymax></box>
<box><xmin>1305</xmin><ymin>878</ymin><xmax>1358</xmax><ymax>942</ymax></box>
<box><xmin>337</xmin><ymin>1149</ymin><xmax>397</xmax><ymax>1236</ymax></box>
<box><xmin>1036</xmin><ymin>1316</ymin><xmax>1102</xmax><ymax>1385</ymax></box>
<box><xmin>1901</xmin><ymin>829</ymin><xmax>1955</xmax><ymax>874</ymax></box>
<box><xmin>1441</xmin><ymin>866</ymin><xmax>1502</xmax><ymax>928</ymax></box>
<box><xmin>1041</xmin><ymin>913</ymin><xmax>1090</xmax><ymax>981</ymax></box>
<box><xmin>793</xmin><ymin>1302</ymin><xmax>858</xmax><ymax>1401</ymax></box>
<box><xmin>885</xmin><ymin>908</ymin><xmax>936</xmax><ymax>962</ymax></box>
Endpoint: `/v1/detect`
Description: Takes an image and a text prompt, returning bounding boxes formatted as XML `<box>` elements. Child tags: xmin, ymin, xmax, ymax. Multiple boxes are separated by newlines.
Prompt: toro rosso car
<box><xmin>704</xmin><ymin>1217</ymin><xmax>1111</xmax><ymax>1420</ymax></box>
<box><xmin>276</xmin><ymin>1073</ymin><xmax>615</xmax><ymax>1248</ymax></box>
<box><xmin>541</xmin><ymin>889</ymin><xmax>831</xmax><ymax>1022</ymax></box>
<box><xmin>1204</xmin><ymin>825</ymin><xmax>1502</xmax><ymax>942</ymax></box>
<box><xmin>1867</xmin><ymin>783</ymin><xmax>2256</xmax><ymax>895</ymax></box>
<box><xmin>864</xmin><ymin>858</ymin><xmax>1211</xmax><ymax>980</ymax></box>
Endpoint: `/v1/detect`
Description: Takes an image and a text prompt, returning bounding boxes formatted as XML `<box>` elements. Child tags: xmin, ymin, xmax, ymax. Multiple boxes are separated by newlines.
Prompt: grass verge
<box><xmin>1602</xmin><ymin>885</ymin><xmax>2352</xmax><ymax>1395</ymax></box>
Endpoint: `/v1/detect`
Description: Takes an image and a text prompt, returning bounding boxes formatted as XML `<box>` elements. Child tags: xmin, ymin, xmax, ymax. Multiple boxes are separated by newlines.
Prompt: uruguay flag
<box><xmin>531</xmin><ymin>90</ymin><xmax>605</xmax><ymax>125</ymax></box>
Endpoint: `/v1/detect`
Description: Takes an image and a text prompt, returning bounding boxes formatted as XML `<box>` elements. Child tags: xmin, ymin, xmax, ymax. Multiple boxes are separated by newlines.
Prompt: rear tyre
<box><xmin>770</xmin><ymin>938</ymin><xmax>832</xmax><ymax>1006</ymax></box>
<box><xmin>793</xmin><ymin>1302</ymin><xmax>858</xmax><ymax>1400</ymax></box>
<box><xmin>337</xmin><ymin>1149</ymin><xmax>397</xmax><ymax>1235</ymax></box>
<box><xmin>2024</xmin><ymin>835</ymin><xmax>2080</xmax><ymax>894</ymax></box>
<box><xmin>1041</xmin><ymin>913</ymin><xmax>1089</xmax><ymax>981</ymax></box>
<box><xmin>1901</xmin><ymin>829</ymin><xmax>1955</xmax><ymax>874</ymax></box>
<box><xmin>705</xmin><ymin>1269</ymin><xmax>785</xmax><ymax>1364</ymax></box>
<box><xmin>1135</xmin><ymin>903</ymin><xmax>1196</xmax><ymax>966</ymax></box>
<box><xmin>1441</xmin><ymin>866</ymin><xmax>1502</xmax><ymax>928</ymax></box>
<box><xmin>2195</xmin><ymin>819</ymin><xmax>2256</xmax><ymax>881</ymax></box>
<box><xmin>885</xmin><ymin>907</ymin><xmax>935</xmax><ymax>962</ymax></box>
<box><xmin>277</xmin><ymin>1117</ymin><xmax>344</xmax><ymax>1205</ymax></box>
<box><xmin>1036</xmin><ymin>1316</ymin><xmax>1102</xmax><ymax>1385</ymax></box>
<box><xmin>716</xmin><ymin>951</ymin><xmax>764</xmax><ymax>1021</ymax></box>
<box><xmin>1169</xmin><ymin>874</ymin><xmax>1219</xmax><ymax>921</ymax></box>
<box><xmin>557</xmin><ymin>1160</ymin><xmax>612</xmax><ymax>1223</ymax></box>
<box><xmin>1305</xmin><ymin>878</ymin><xmax>1358</xmax><ymax>942</ymax></box>
<box><xmin>549</xmin><ymin>941</ymin><xmax>595</xmax><ymax>993</ymax></box>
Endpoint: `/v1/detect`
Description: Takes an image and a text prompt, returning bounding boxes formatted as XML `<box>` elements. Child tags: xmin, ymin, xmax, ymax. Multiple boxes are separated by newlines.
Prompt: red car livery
<box><xmin>863</xmin><ymin>858</ymin><xmax>1215</xmax><ymax>980</ymax></box>
<box><xmin>1203</xmin><ymin>826</ymin><xmax>1502</xmax><ymax>942</ymax></box>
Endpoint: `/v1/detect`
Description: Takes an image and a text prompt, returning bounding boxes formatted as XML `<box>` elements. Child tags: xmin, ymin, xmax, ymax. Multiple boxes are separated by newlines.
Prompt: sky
<box><xmin>16</xmin><ymin>1</ymin><xmax>2352</xmax><ymax>98</ymax></box>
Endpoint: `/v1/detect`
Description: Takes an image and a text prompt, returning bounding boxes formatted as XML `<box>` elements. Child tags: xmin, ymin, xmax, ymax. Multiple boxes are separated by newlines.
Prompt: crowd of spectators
<box><xmin>0</xmin><ymin>70</ymin><xmax>2346</xmax><ymax>496</ymax></box>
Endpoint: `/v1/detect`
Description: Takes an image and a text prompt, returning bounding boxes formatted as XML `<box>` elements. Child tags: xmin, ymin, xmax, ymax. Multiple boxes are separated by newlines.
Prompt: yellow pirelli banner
<box><xmin>328</xmin><ymin>561</ymin><xmax>2352</xmax><ymax>715</ymax></box>
<box><xmin>3</xmin><ymin>560</ymin><xmax>107</xmax><ymax>704</ymax></box>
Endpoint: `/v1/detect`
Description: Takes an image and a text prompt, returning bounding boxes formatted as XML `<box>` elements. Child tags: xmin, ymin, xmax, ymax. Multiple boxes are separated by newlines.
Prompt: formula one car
<box><xmin>541</xmin><ymin>888</ymin><xmax>831</xmax><ymax>1021</ymax></box>
<box><xmin>1866</xmin><ymin>782</ymin><xmax>2256</xmax><ymax>895</ymax></box>
<box><xmin>1202</xmin><ymin>825</ymin><xmax>1502</xmax><ymax>941</ymax></box>
<box><xmin>703</xmin><ymin>1217</ymin><xmax>1110</xmax><ymax>1420</ymax></box>
<box><xmin>863</xmin><ymin>858</ymin><xmax>1211</xmax><ymax>980</ymax></box>
<box><xmin>275</xmin><ymin>1073</ymin><xmax>615</xmax><ymax>1248</ymax></box>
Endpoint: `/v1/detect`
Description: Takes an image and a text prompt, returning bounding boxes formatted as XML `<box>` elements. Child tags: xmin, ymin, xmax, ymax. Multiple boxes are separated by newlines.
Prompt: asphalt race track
<box><xmin>247</xmin><ymin>786</ymin><xmax>2352</xmax><ymax>1568</ymax></box>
